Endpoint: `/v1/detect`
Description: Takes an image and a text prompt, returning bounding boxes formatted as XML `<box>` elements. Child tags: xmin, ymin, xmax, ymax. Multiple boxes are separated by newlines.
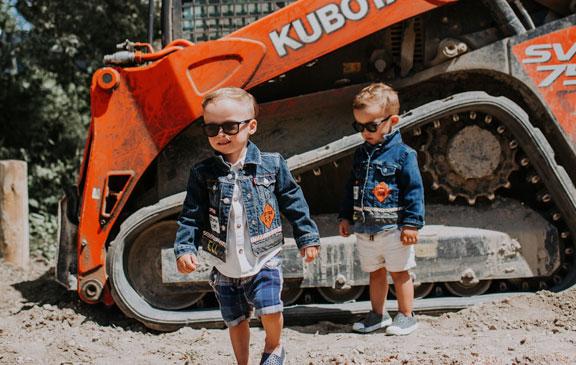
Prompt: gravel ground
<box><xmin>1</xmin><ymin>258</ymin><xmax>575</xmax><ymax>365</ymax></box>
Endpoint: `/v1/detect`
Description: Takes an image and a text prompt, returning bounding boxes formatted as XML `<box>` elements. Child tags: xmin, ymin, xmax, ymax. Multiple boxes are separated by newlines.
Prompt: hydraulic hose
<box><xmin>104</xmin><ymin>46</ymin><xmax>182</xmax><ymax>65</ymax></box>
<box><xmin>166</xmin><ymin>39</ymin><xmax>194</xmax><ymax>48</ymax></box>
<box><xmin>512</xmin><ymin>0</ymin><xmax>536</xmax><ymax>30</ymax></box>
<box><xmin>481</xmin><ymin>0</ymin><xmax>526</xmax><ymax>36</ymax></box>
<box><xmin>134</xmin><ymin>46</ymin><xmax>181</xmax><ymax>63</ymax></box>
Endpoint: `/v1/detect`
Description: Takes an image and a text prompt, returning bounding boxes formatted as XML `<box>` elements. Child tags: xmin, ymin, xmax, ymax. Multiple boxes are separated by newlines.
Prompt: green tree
<box><xmin>0</xmin><ymin>0</ymin><xmax>149</xmax><ymax>257</ymax></box>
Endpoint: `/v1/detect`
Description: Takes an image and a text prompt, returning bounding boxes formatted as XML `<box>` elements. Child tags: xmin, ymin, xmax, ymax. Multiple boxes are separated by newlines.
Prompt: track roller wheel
<box><xmin>281</xmin><ymin>287</ymin><xmax>304</xmax><ymax>306</ymax></box>
<box><xmin>317</xmin><ymin>286</ymin><xmax>364</xmax><ymax>303</ymax></box>
<box><xmin>444</xmin><ymin>280</ymin><xmax>492</xmax><ymax>297</ymax></box>
<box><xmin>109</xmin><ymin>220</ymin><xmax>205</xmax><ymax>312</ymax></box>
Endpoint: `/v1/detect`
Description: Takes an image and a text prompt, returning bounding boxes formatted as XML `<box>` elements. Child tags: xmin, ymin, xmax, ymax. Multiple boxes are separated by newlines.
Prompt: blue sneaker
<box><xmin>260</xmin><ymin>346</ymin><xmax>285</xmax><ymax>365</ymax></box>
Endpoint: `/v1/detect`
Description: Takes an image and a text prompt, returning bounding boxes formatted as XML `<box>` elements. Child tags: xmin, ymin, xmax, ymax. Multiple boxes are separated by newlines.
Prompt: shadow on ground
<box><xmin>11</xmin><ymin>267</ymin><xmax>151</xmax><ymax>333</ymax></box>
<box><xmin>9</xmin><ymin>265</ymin><xmax>367</xmax><ymax>335</ymax></box>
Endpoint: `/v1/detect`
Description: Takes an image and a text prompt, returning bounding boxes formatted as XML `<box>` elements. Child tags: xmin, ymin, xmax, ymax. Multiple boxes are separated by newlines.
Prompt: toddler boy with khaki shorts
<box><xmin>338</xmin><ymin>83</ymin><xmax>424</xmax><ymax>335</ymax></box>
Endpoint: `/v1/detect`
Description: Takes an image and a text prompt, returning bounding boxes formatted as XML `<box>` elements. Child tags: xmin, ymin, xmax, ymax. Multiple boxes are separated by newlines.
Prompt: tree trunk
<box><xmin>0</xmin><ymin>160</ymin><xmax>29</xmax><ymax>268</ymax></box>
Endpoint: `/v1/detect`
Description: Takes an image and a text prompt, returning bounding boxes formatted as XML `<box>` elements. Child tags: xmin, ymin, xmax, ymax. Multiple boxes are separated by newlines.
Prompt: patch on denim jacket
<box><xmin>260</xmin><ymin>203</ymin><xmax>276</xmax><ymax>228</ymax></box>
<box><xmin>251</xmin><ymin>226</ymin><xmax>283</xmax><ymax>256</ymax></box>
<box><xmin>201</xmin><ymin>231</ymin><xmax>226</xmax><ymax>262</ymax></box>
<box><xmin>209</xmin><ymin>214</ymin><xmax>220</xmax><ymax>233</ymax></box>
<box><xmin>372</xmin><ymin>182</ymin><xmax>391</xmax><ymax>202</ymax></box>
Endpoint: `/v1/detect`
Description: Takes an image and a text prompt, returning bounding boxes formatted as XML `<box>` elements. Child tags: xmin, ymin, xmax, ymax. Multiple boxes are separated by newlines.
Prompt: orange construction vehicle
<box><xmin>56</xmin><ymin>0</ymin><xmax>576</xmax><ymax>330</ymax></box>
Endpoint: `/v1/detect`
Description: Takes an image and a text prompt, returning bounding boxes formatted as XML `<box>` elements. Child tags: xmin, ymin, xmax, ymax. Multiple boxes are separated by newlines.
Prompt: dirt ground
<box><xmin>1</xmin><ymin>258</ymin><xmax>575</xmax><ymax>365</ymax></box>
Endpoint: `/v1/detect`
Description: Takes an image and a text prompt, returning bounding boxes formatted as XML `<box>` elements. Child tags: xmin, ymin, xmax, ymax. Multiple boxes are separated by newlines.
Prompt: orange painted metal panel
<box><xmin>512</xmin><ymin>26</ymin><xmax>576</xmax><ymax>145</ymax></box>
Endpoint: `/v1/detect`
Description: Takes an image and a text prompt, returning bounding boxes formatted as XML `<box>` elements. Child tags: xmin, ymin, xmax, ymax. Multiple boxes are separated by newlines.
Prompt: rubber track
<box><xmin>107</xmin><ymin>92</ymin><xmax>576</xmax><ymax>331</ymax></box>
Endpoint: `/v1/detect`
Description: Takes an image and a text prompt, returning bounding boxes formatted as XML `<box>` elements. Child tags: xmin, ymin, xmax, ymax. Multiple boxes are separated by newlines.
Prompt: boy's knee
<box><xmin>389</xmin><ymin>270</ymin><xmax>411</xmax><ymax>281</ymax></box>
<box><xmin>229</xmin><ymin>318</ymin><xmax>250</xmax><ymax>328</ymax></box>
<box><xmin>260</xmin><ymin>312</ymin><xmax>282</xmax><ymax>321</ymax></box>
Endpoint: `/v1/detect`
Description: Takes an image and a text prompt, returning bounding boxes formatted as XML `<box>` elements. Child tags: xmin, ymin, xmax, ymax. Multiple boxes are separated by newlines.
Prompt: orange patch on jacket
<box><xmin>373</xmin><ymin>182</ymin><xmax>391</xmax><ymax>202</ymax></box>
<box><xmin>260</xmin><ymin>203</ymin><xmax>275</xmax><ymax>228</ymax></box>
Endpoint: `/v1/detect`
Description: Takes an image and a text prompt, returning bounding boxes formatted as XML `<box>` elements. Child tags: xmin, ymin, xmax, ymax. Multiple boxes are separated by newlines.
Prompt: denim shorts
<box><xmin>209</xmin><ymin>260</ymin><xmax>283</xmax><ymax>327</ymax></box>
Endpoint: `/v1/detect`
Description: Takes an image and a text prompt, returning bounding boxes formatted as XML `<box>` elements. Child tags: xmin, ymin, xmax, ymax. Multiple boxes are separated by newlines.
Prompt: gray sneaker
<box><xmin>352</xmin><ymin>310</ymin><xmax>392</xmax><ymax>333</ymax></box>
<box><xmin>386</xmin><ymin>313</ymin><xmax>418</xmax><ymax>335</ymax></box>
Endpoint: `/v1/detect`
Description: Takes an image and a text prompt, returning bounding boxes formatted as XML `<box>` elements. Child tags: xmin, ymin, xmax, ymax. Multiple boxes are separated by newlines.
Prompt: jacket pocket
<box><xmin>375</xmin><ymin>163</ymin><xmax>399</xmax><ymax>177</ymax></box>
<box><xmin>253</xmin><ymin>174</ymin><xmax>277</xmax><ymax>207</ymax></box>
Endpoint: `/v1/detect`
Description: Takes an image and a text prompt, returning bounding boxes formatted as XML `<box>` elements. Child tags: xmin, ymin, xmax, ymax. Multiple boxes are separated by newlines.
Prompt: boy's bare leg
<box><xmin>229</xmin><ymin>319</ymin><xmax>250</xmax><ymax>365</ymax></box>
<box><xmin>390</xmin><ymin>271</ymin><xmax>414</xmax><ymax>316</ymax></box>
<box><xmin>369</xmin><ymin>268</ymin><xmax>389</xmax><ymax>314</ymax></box>
<box><xmin>260</xmin><ymin>312</ymin><xmax>283</xmax><ymax>353</ymax></box>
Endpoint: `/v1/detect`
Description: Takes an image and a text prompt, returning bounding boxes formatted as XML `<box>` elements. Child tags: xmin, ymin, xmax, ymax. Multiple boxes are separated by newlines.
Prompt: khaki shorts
<box><xmin>355</xmin><ymin>230</ymin><xmax>416</xmax><ymax>273</ymax></box>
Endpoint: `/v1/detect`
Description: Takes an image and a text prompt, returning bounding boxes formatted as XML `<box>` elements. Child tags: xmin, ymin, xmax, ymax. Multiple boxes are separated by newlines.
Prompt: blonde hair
<box><xmin>202</xmin><ymin>87</ymin><xmax>259</xmax><ymax>118</ymax></box>
<box><xmin>353</xmin><ymin>83</ymin><xmax>399</xmax><ymax>116</ymax></box>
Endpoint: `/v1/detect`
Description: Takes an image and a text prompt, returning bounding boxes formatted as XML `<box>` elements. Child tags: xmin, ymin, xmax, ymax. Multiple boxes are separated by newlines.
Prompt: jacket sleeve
<box><xmin>275</xmin><ymin>154</ymin><xmax>320</xmax><ymax>249</ymax></box>
<box><xmin>338</xmin><ymin>171</ymin><xmax>354</xmax><ymax>222</ymax></box>
<box><xmin>338</xmin><ymin>148</ymin><xmax>360</xmax><ymax>222</ymax></box>
<box><xmin>174</xmin><ymin>167</ymin><xmax>207</xmax><ymax>258</ymax></box>
<box><xmin>398</xmin><ymin>149</ymin><xmax>425</xmax><ymax>229</ymax></box>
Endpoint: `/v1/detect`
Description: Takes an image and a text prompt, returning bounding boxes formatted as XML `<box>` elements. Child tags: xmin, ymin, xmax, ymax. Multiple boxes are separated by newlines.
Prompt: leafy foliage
<box><xmin>0</xmin><ymin>0</ymin><xmax>149</xmax><ymax>258</ymax></box>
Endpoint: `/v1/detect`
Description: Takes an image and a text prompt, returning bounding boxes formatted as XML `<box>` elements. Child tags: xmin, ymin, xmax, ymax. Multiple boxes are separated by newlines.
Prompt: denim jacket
<box><xmin>174</xmin><ymin>141</ymin><xmax>320</xmax><ymax>262</ymax></box>
<box><xmin>338</xmin><ymin>129</ymin><xmax>425</xmax><ymax>234</ymax></box>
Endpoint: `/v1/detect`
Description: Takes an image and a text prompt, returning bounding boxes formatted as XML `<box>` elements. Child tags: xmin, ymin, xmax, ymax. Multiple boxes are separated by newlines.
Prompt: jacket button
<box><xmin>222</xmin><ymin>198</ymin><xmax>230</xmax><ymax>204</ymax></box>
<box><xmin>233</xmin><ymin>196</ymin><xmax>239</xmax><ymax>202</ymax></box>
<box><xmin>247</xmin><ymin>193</ymin><xmax>252</xmax><ymax>199</ymax></box>
<box><xmin>227</xmin><ymin>174</ymin><xmax>233</xmax><ymax>179</ymax></box>
<box><xmin>236</xmin><ymin>223</ymin><xmax>242</xmax><ymax>229</ymax></box>
<box><xmin>238</xmin><ymin>248</ymin><xmax>244</xmax><ymax>254</ymax></box>
<box><xmin>220</xmin><ymin>225</ymin><xmax>226</xmax><ymax>231</ymax></box>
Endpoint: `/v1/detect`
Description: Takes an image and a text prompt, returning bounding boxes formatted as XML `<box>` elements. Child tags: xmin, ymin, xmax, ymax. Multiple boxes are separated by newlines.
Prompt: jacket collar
<box><xmin>363</xmin><ymin>129</ymin><xmax>402</xmax><ymax>152</ymax></box>
<box><xmin>214</xmin><ymin>140</ymin><xmax>262</xmax><ymax>170</ymax></box>
<box><xmin>244</xmin><ymin>140</ymin><xmax>262</xmax><ymax>165</ymax></box>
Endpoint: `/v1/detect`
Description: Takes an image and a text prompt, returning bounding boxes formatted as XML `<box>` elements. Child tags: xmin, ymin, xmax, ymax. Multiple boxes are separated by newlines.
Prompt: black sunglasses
<box><xmin>352</xmin><ymin>116</ymin><xmax>391</xmax><ymax>133</ymax></box>
<box><xmin>201</xmin><ymin>119</ymin><xmax>252</xmax><ymax>137</ymax></box>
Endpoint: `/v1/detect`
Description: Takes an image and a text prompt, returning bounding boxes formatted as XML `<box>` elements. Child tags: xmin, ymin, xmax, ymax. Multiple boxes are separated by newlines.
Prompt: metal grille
<box><xmin>182</xmin><ymin>0</ymin><xmax>293</xmax><ymax>42</ymax></box>
<box><xmin>385</xmin><ymin>17</ymin><xmax>424</xmax><ymax>66</ymax></box>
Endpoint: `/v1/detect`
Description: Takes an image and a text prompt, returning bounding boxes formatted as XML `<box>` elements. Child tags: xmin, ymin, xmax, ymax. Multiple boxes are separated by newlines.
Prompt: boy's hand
<box><xmin>400</xmin><ymin>226</ymin><xmax>418</xmax><ymax>245</ymax></box>
<box><xmin>300</xmin><ymin>246</ymin><xmax>319</xmax><ymax>263</ymax></box>
<box><xmin>339</xmin><ymin>219</ymin><xmax>351</xmax><ymax>237</ymax></box>
<box><xmin>176</xmin><ymin>254</ymin><xmax>198</xmax><ymax>273</ymax></box>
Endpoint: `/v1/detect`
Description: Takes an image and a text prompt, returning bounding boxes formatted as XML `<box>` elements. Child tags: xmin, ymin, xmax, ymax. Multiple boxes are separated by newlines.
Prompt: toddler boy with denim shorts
<box><xmin>174</xmin><ymin>87</ymin><xmax>320</xmax><ymax>365</ymax></box>
<box><xmin>338</xmin><ymin>83</ymin><xmax>424</xmax><ymax>335</ymax></box>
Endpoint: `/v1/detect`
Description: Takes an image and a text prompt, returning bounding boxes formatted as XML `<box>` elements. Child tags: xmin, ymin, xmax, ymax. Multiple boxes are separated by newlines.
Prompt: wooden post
<box><xmin>0</xmin><ymin>160</ymin><xmax>29</xmax><ymax>268</ymax></box>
